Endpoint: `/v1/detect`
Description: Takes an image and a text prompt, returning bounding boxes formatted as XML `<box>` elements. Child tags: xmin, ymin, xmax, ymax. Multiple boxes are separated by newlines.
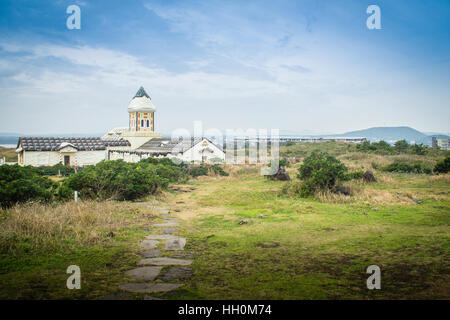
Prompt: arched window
<box><xmin>147</xmin><ymin>120</ymin><xmax>149</xmax><ymax>127</ymax></box>
<box><xmin>141</xmin><ymin>119</ymin><xmax>144</xmax><ymax>127</ymax></box>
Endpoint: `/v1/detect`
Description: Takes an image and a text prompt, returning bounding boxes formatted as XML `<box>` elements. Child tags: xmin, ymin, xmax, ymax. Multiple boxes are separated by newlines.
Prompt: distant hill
<box><xmin>339</xmin><ymin>126</ymin><xmax>449</xmax><ymax>145</ymax></box>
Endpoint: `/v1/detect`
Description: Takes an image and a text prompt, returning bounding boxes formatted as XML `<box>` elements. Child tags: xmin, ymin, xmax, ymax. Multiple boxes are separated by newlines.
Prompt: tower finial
<box><xmin>133</xmin><ymin>86</ymin><xmax>150</xmax><ymax>99</ymax></box>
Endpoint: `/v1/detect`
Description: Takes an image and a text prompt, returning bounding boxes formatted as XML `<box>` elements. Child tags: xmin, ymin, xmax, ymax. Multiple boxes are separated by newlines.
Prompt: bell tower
<box><xmin>122</xmin><ymin>86</ymin><xmax>162</xmax><ymax>149</ymax></box>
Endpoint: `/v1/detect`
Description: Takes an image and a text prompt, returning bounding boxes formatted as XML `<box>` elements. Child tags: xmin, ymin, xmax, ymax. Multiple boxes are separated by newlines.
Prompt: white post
<box><xmin>74</xmin><ymin>191</ymin><xmax>78</xmax><ymax>202</ymax></box>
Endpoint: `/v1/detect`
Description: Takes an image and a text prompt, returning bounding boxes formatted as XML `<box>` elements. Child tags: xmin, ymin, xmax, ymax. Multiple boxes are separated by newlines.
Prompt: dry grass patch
<box><xmin>429</xmin><ymin>173</ymin><xmax>450</xmax><ymax>183</ymax></box>
<box><xmin>0</xmin><ymin>200</ymin><xmax>155</xmax><ymax>255</ymax></box>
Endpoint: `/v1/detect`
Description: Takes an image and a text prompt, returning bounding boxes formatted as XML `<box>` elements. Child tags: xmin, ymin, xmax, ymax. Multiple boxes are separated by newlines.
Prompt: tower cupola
<box><xmin>128</xmin><ymin>86</ymin><xmax>155</xmax><ymax>132</ymax></box>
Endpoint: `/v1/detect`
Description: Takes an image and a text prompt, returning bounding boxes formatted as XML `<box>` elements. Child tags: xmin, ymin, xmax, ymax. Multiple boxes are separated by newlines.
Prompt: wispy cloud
<box><xmin>0</xmin><ymin>0</ymin><xmax>449</xmax><ymax>134</ymax></box>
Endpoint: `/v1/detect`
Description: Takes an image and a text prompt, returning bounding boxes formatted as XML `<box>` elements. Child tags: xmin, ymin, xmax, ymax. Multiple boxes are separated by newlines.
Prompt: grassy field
<box><xmin>0</xmin><ymin>147</ymin><xmax>16</xmax><ymax>162</ymax></box>
<box><xmin>167</xmin><ymin>171</ymin><xmax>449</xmax><ymax>299</ymax></box>
<box><xmin>0</xmin><ymin>142</ymin><xmax>449</xmax><ymax>299</ymax></box>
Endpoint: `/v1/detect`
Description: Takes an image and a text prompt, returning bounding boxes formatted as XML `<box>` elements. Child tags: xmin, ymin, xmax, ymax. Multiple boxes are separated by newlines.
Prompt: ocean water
<box><xmin>0</xmin><ymin>144</ymin><xmax>16</xmax><ymax>148</ymax></box>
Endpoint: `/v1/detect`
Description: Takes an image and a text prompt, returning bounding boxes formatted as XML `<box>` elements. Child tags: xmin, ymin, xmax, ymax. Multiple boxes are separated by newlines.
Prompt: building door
<box><xmin>64</xmin><ymin>155</ymin><xmax>70</xmax><ymax>167</ymax></box>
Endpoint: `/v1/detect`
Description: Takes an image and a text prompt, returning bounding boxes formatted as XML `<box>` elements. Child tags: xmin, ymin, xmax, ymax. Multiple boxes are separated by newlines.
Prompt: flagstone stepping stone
<box><xmin>140</xmin><ymin>249</ymin><xmax>162</xmax><ymax>258</ymax></box>
<box><xmin>160</xmin><ymin>267</ymin><xmax>193</xmax><ymax>281</ymax></box>
<box><xmin>154</xmin><ymin>208</ymin><xmax>170</xmax><ymax>214</ymax></box>
<box><xmin>163</xmin><ymin>228</ymin><xmax>178</xmax><ymax>234</ymax></box>
<box><xmin>153</xmin><ymin>222</ymin><xmax>179</xmax><ymax>227</ymax></box>
<box><xmin>145</xmin><ymin>234</ymin><xmax>178</xmax><ymax>240</ymax></box>
<box><xmin>139</xmin><ymin>240</ymin><xmax>159</xmax><ymax>249</ymax></box>
<box><xmin>124</xmin><ymin>266</ymin><xmax>163</xmax><ymax>281</ymax></box>
<box><xmin>165</xmin><ymin>237</ymin><xmax>186</xmax><ymax>250</ymax></box>
<box><xmin>138</xmin><ymin>257</ymin><xmax>193</xmax><ymax>266</ymax></box>
<box><xmin>119</xmin><ymin>283</ymin><xmax>183</xmax><ymax>293</ymax></box>
<box><xmin>163</xmin><ymin>217</ymin><xmax>177</xmax><ymax>221</ymax></box>
<box><xmin>169</xmin><ymin>252</ymin><xmax>194</xmax><ymax>259</ymax></box>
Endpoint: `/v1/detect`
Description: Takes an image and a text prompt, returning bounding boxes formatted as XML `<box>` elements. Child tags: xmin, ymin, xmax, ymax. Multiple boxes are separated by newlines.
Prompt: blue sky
<box><xmin>0</xmin><ymin>0</ymin><xmax>449</xmax><ymax>135</ymax></box>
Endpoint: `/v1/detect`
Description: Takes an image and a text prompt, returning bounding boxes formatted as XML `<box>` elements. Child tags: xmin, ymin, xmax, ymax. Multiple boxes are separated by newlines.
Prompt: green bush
<box><xmin>357</xmin><ymin>140</ymin><xmax>395</xmax><ymax>155</ymax></box>
<box><xmin>296</xmin><ymin>152</ymin><xmax>348</xmax><ymax>196</ymax></box>
<box><xmin>187</xmin><ymin>164</ymin><xmax>228</xmax><ymax>177</ymax></box>
<box><xmin>394</xmin><ymin>140</ymin><xmax>409</xmax><ymax>153</ymax></box>
<box><xmin>434</xmin><ymin>156</ymin><xmax>450</xmax><ymax>174</ymax></box>
<box><xmin>269</xmin><ymin>158</ymin><xmax>289</xmax><ymax>168</ymax></box>
<box><xmin>35</xmin><ymin>163</ymin><xmax>75</xmax><ymax>176</ymax></box>
<box><xmin>63</xmin><ymin>160</ymin><xmax>161</xmax><ymax>201</ymax></box>
<box><xmin>358</xmin><ymin>139</ymin><xmax>429</xmax><ymax>155</ymax></box>
<box><xmin>188</xmin><ymin>165</ymin><xmax>209</xmax><ymax>177</ymax></box>
<box><xmin>0</xmin><ymin>165</ymin><xmax>59</xmax><ymax>208</ymax></box>
<box><xmin>343</xmin><ymin>170</ymin><xmax>364</xmax><ymax>180</ymax></box>
<box><xmin>411</xmin><ymin>143</ymin><xmax>428</xmax><ymax>155</ymax></box>
<box><xmin>209</xmin><ymin>164</ymin><xmax>229</xmax><ymax>176</ymax></box>
<box><xmin>382</xmin><ymin>162</ymin><xmax>431</xmax><ymax>174</ymax></box>
<box><xmin>138</xmin><ymin>158</ymin><xmax>189</xmax><ymax>184</ymax></box>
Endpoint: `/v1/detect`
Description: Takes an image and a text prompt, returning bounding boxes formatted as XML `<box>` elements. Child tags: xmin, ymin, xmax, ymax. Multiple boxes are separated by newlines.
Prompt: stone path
<box><xmin>139</xmin><ymin>240</ymin><xmax>159</xmax><ymax>249</ymax></box>
<box><xmin>138</xmin><ymin>257</ymin><xmax>193</xmax><ymax>266</ymax></box>
<box><xmin>125</xmin><ymin>266</ymin><xmax>163</xmax><ymax>281</ymax></box>
<box><xmin>119</xmin><ymin>283</ymin><xmax>183</xmax><ymax>294</ymax></box>
<box><xmin>116</xmin><ymin>204</ymin><xmax>194</xmax><ymax>299</ymax></box>
<box><xmin>153</xmin><ymin>222</ymin><xmax>179</xmax><ymax>227</ymax></box>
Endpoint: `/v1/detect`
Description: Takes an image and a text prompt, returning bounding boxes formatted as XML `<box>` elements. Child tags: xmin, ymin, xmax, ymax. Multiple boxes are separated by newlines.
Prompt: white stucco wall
<box><xmin>76</xmin><ymin>151</ymin><xmax>107</xmax><ymax>166</ymax></box>
<box><xmin>177</xmin><ymin>139</ymin><xmax>225</xmax><ymax>163</ymax></box>
<box><xmin>22</xmin><ymin>150</ymin><xmax>106</xmax><ymax>167</ymax></box>
<box><xmin>23</xmin><ymin>151</ymin><xmax>61</xmax><ymax>167</ymax></box>
<box><xmin>106</xmin><ymin>139</ymin><xmax>224</xmax><ymax>164</ymax></box>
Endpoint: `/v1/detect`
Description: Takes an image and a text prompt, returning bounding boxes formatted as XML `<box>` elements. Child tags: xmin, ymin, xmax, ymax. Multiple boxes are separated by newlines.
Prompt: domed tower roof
<box><xmin>127</xmin><ymin>86</ymin><xmax>156</xmax><ymax>113</ymax></box>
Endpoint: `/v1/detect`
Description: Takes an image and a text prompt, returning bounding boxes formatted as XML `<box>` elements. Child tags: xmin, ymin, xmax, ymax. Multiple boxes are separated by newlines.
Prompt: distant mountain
<box><xmin>338</xmin><ymin>126</ymin><xmax>449</xmax><ymax>145</ymax></box>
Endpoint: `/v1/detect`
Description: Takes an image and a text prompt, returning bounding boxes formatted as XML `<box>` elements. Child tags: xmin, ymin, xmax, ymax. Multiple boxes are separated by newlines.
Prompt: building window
<box><xmin>141</xmin><ymin>119</ymin><xmax>144</xmax><ymax>127</ymax></box>
<box><xmin>146</xmin><ymin>120</ymin><xmax>149</xmax><ymax>127</ymax></box>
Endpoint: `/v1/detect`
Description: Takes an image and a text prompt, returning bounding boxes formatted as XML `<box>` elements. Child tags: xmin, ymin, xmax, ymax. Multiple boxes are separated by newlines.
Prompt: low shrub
<box><xmin>35</xmin><ymin>163</ymin><xmax>75</xmax><ymax>176</ymax></box>
<box><xmin>357</xmin><ymin>140</ymin><xmax>396</xmax><ymax>155</ymax></box>
<box><xmin>138</xmin><ymin>158</ymin><xmax>189</xmax><ymax>184</ymax></box>
<box><xmin>187</xmin><ymin>164</ymin><xmax>229</xmax><ymax>177</ymax></box>
<box><xmin>0</xmin><ymin>165</ymin><xmax>59</xmax><ymax>208</ymax></box>
<box><xmin>434</xmin><ymin>156</ymin><xmax>450</xmax><ymax>174</ymax></box>
<box><xmin>382</xmin><ymin>161</ymin><xmax>431</xmax><ymax>174</ymax></box>
<box><xmin>343</xmin><ymin>170</ymin><xmax>364</xmax><ymax>180</ymax></box>
<box><xmin>296</xmin><ymin>152</ymin><xmax>348</xmax><ymax>196</ymax></box>
<box><xmin>269</xmin><ymin>158</ymin><xmax>289</xmax><ymax>168</ymax></box>
<box><xmin>209</xmin><ymin>164</ymin><xmax>229</xmax><ymax>176</ymax></box>
<box><xmin>63</xmin><ymin>160</ymin><xmax>161</xmax><ymax>201</ymax></box>
<box><xmin>188</xmin><ymin>165</ymin><xmax>209</xmax><ymax>177</ymax></box>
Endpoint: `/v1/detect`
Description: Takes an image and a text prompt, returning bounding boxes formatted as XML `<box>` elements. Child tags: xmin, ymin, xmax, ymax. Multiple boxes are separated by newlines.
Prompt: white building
<box><xmin>110</xmin><ymin>137</ymin><xmax>225</xmax><ymax>163</ymax></box>
<box><xmin>17</xmin><ymin>86</ymin><xmax>225</xmax><ymax>166</ymax></box>
<box><xmin>16</xmin><ymin>137</ymin><xmax>130</xmax><ymax>167</ymax></box>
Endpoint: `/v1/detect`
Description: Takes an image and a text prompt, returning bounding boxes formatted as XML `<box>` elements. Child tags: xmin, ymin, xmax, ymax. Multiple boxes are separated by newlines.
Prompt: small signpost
<box><xmin>74</xmin><ymin>191</ymin><xmax>78</xmax><ymax>202</ymax></box>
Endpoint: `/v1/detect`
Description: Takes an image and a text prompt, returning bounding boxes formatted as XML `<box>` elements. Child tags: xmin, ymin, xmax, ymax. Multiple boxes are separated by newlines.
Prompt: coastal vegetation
<box><xmin>0</xmin><ymin>141</ymin><xmax>448</xmax><ymax>299</ymax></box>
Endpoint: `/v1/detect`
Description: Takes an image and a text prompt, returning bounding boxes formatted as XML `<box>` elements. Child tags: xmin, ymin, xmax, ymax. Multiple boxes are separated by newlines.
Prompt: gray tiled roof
<box><xmin>102</xmin><ymin>139</ymin><xmax>131</xmax><ymax>147</ymax></box>
<box><xmin>137</xmin><ymin>137</ymin><xmax>205</xmax><ymax>154</ymax></box>
<box><xmin>18</xmin><ymin>137</ymin><xmax>130</xmax><ymax>151</ymax></box>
